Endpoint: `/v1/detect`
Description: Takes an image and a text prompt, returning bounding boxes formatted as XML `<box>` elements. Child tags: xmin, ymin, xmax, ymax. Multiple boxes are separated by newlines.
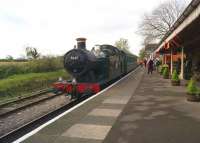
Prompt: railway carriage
<box><xmin>53</xmin><ymin>38</ymin><xmax>138</xmax><ymax>99</ymax></box>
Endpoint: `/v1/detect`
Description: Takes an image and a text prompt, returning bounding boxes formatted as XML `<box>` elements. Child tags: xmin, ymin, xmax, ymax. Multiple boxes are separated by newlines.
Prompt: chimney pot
<box><xmin>76</xmin><ymin>38</ymin><xmax>86</xmax><ymax>49</ymax></box>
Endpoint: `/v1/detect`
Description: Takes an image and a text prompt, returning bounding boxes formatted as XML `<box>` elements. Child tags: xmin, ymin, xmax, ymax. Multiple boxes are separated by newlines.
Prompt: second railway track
<box><xmin>0</xmin><ymin>89</ymin><xmax>63</xmax><ymax>117</ymax></box>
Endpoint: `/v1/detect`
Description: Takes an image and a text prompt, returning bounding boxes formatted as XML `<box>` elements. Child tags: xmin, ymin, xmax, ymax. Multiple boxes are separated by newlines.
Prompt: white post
<box><xmin>180</xmin><ymin>46</ymin><xmax>184</xmax><ymax>79</ymax></box>
<box><xmin>171</xmin><ymin>48</ymin><xmax>173</xmax><ymax>75</ymax></box>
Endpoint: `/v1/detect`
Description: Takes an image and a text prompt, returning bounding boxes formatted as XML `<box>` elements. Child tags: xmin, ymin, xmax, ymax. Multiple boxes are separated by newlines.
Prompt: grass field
<box><xmin>0</xmin><ymin>57</ymin><xmax>63</xmax><ymax>79</ymax></box>
<box><xmin>0</xmin><ymin>70</ymin><xmax>70</xmax><ymax>104</ymax></box>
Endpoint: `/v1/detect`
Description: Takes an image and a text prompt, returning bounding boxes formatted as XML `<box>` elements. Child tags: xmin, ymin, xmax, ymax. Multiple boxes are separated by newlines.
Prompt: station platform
<box><xmin>20</xmin><ymin>67</ymin><xmax>200</xmax><ymax>143</ymax></box>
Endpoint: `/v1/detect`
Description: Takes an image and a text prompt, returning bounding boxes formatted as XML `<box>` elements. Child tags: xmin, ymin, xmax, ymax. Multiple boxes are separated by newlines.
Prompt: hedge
<box><xmin>0</xmin><ymin>70</ymin><xmax>69</xmax><ymax>98</ymax></box>
<box><xmin>0</xmin><ymin>56</ymin><xmax>63</xmax><ymax>79</ymax></box>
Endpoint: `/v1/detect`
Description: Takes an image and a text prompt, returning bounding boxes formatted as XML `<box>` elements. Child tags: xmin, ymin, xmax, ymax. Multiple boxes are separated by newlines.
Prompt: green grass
<box><xmin>0</xmin><ymin>70</ymin><xmax>69</xmax><ymax>104</ymax></box>
<box><xmin>0</xmin><ymin>57</ymin><xmax>63</xmax><ymax>79</ymax></box>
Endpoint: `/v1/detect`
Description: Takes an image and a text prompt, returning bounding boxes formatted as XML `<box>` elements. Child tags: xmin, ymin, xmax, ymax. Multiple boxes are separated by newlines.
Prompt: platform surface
<box><xmin>21</xmin><ymin>68</ymin><xmax>200</xmax><ymax>143</ymax></box>
<box><xmin>103</xmin><ymin>70</ymin><xmax>200</xmax><ymax>143</ymax></box>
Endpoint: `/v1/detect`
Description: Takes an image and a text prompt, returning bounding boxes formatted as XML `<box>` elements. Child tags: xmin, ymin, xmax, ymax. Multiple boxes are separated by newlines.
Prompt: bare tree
<box><xmin>26</xmin><ymin>47</ymin><xmax>40</xmax><ymax>59</ymax></box>
<box><xmin>115</xmin><ymin>38</ymin><xmax>130</xmax><ymax>50</ymax></box>
<box><xmin>6</xmin><ymin>55</ymin><xmax>13</xmax><ymax>60</ymax></box>
<box><xmin>138</xmin><ymin>48</ymin><xmax>147</xmax><ymax>60</ymax></box>
<box><xmin>138</xmin><ymin>0</ymin><xmax>187</xmax><ymax>43</ymax></box>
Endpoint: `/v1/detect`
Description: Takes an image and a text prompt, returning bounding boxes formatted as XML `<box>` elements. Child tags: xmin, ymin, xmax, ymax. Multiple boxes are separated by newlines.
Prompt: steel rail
<box><xmin>0</xmin><ymin>88</ymin><xmax>53</xmax><ymax>108</ymax></box>
<box><xmin>0</xmin><ymin>89</ymin><xmax>63</xmax><ymax>117</ymax></box>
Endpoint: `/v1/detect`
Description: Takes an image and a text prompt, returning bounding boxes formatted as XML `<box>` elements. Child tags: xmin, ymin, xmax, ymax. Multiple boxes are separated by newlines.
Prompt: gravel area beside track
<box><xmin>0</xmin><ymin>94</ymin><xmax>69</xmax><ymax>137</ymax></box>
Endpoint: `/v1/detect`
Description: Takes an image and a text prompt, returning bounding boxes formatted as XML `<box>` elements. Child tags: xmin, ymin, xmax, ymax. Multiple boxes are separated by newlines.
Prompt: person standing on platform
<box><xmin>148</xmin><ymin>59</ymin><xmax>154</xmax><ymax>74</ymax></box>
<box><xmin>143</xmin><ymin>59</ymin><xmax>147</xmax><ymax>68</ymax></box>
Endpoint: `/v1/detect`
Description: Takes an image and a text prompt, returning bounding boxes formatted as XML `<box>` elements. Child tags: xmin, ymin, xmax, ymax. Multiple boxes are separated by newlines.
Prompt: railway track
<box><xmin>0</xmin><ymin>93</ymin><xmax>90</xmax><ymax>143</ymax></box>
<box><xmin>0</xmin><ymin>88</ymin><xmax>63</xmax><ymax>117</ymax></box>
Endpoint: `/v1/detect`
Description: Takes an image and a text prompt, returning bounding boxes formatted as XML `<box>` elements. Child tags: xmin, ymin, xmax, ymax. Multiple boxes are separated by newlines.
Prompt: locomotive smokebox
<box><xmin>76</xmin><ymin>38</ymin><xmax>86</xmax><ymax>49</ymax></box>
<box><xmin>63</xmin><ymin>38</ymin><xmax>97</xmax><ymax>78</ymax></box>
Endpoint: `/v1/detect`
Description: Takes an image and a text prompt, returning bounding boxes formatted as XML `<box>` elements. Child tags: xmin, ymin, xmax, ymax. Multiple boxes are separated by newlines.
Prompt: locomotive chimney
<box><xmin>76</xmin><ymin>38</ymin><xmax>87</xmax><ymax>49</ymax></box>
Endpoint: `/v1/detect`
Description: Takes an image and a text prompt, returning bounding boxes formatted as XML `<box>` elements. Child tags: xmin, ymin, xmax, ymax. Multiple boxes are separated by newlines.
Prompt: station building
<box><xmin>154</xmin><ymin>0</ymin><xmax>200</xmax><ymax>81</ymax></box>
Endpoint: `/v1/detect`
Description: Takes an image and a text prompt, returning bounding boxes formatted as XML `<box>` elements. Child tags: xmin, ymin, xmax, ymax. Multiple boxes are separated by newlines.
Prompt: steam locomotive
<box><xmin>53</xmin><ymin>38</ymin><xmax>138</xmax><ymax>99</ymax></box>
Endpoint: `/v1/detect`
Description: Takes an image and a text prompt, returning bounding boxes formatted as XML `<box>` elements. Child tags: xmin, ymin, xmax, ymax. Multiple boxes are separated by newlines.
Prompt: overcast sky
<box><xmin>0</xmin><ymin>0</ymin><xmax>191</xmax><ymax>58</ymax></box>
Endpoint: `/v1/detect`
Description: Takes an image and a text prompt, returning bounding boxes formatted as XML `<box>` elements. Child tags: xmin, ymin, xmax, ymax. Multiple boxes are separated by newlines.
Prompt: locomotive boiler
<box><xmin>53</xmin><ymin>38</ymin><xmax>138</xmax><ymax>99</ymax></box>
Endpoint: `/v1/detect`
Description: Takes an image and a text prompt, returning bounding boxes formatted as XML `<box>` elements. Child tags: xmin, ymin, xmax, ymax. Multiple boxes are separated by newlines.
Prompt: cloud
<box><xmin>0</xmin><ymin>12</ymin><xmax>28</xmax><ymax>28</ymax></box>
<box><xmin>0</xmin><ymin>0</ymin><xmax>192</xmax><ymax>58</ymax></box>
